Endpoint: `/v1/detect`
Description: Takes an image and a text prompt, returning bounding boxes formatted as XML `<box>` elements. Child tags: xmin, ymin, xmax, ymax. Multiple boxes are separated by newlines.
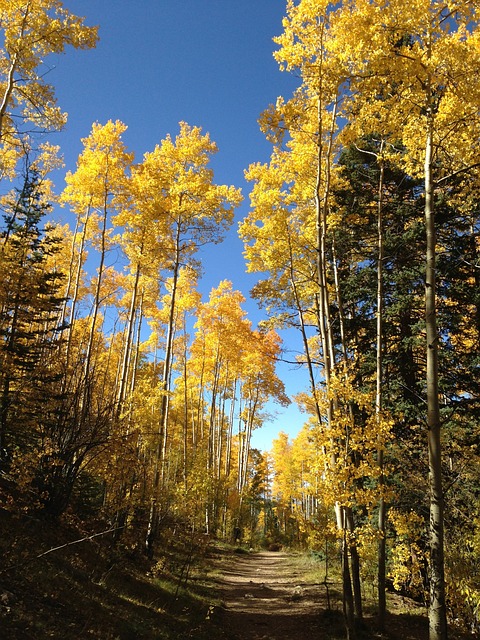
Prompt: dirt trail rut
<box><xmin>212</xmin><ymin>551</ymin><xmax>339</xmax><ymax>640</ymax></box>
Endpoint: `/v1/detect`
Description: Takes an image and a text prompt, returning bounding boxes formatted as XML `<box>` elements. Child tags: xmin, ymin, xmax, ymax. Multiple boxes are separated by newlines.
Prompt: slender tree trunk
<box><xmin>181</xmin><ymin>317</ymin><xmax>190</xmax><ymax>486</ymax></box>
<box><xmin>129</xmin><ymin>292</ymin><xmax>144</xmax><ymax>403</ymax></box>
<box><xmin>376</xmin><ymin>147</ymin><xmax>387</xmax><ymax>632</ymax></box>
<box><xmin>331</xmin><ymin>233</ymin><xmax>364</xmax><ymax>623</ymax></box>
<box><xmin>237</xmin><ymin>398</ymin><xmax>256</xmax><ymax>522</ymax></box>
<box><xmin>217</xmin><ymin>379</ymin><xmax>228</xmax><ymax>480</ymax></box>
<box><xmin>113</xmin><ymin>269</ymin><xmax>143</xmax><ymax>539</ymax></box>
<box><xmin>83</xmin><ymin>199</ymin><xmax>108</xmax><ymax>389</ymax></box>
<box><xmin>146</xmin><ymin>223</ymin><xmax>181</xmax><ymax>555</ymax></box>
<box><xmin>286</xmin><ymin>223</ymin><xmax>323</xmax><ymax>427</ymax></box>
<box><xmin>225</xmin><ymin>378</ymin><xmax>237</xmax><ymax>477</ymax></box>
<box><xmin>345</xmin><ymin>506</ymin><xmax>363</xmax><ymax>620</ymax></box>
<box><xmin>314</xmin><ymin>94</ymin><xmax>336</xmax><ymax>506</ymax></box>
<box><xmin>0</xmin><ymin>53</ymin><xmax>18</xmax><ymax>141</ymax></box>
<box><xmin>0</xmin><ymin>2</ymin><xmax>32</xmax><ymax>141</ymax></box>
<box><xmin>424</xmin><ymin>105</ymin><xmax>447</xmax><ymax>640</ymax></box>
<box><xmin>342</xmin><ymin>508</ymin><xmax>357</xmax><ymax>640</ymax></box>
<box><xmin>116</xmin><ymin>261</ymin><xmax>141</xmax><ymax>418</ymax></box>
<box><xmin>62</xmin><ymin>206</ymin><xmax>90</xmax><ymax>390</ymax></box>
<box><xmin>159</xmin><ymin>230</ymin><xmax>182</xmax><ymax>477</ymax></box>
<box><xmin>59</xmin><ymin>208</ymin><xmax>81</xmax><ymax>331</ymax></box>
<box><xmin>331</xmin><ymin>235</ymin><xmax>349</xmax><ymax>369</ymax></box>
<box><xmin>314</xmin><ymin>94</ymin><xmax>359</xmax><ymax>623</ymax></box>
<box><xmin>207</xmin><ymin>347</ymin><xmax>221</xmax><ymax>474</ymax></box>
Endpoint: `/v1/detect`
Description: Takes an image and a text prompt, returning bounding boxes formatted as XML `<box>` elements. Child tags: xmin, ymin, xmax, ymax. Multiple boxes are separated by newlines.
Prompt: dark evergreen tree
<box><xmin>0</xmin><ymin>168</ymin><xmax>66</xmax><ymax>459</ymax></box>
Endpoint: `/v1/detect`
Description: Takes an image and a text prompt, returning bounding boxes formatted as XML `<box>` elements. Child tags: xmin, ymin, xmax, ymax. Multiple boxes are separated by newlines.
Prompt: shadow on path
<box><xmin>210</xmin><ymin>551</ymin><xmax>344</xmax><ymax>640</ymax></box>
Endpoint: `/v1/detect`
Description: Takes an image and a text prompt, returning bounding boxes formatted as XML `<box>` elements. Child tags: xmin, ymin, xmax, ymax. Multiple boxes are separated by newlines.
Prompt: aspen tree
<box><xmin>198</xmin><ymin>283</ymin><xmax>250</xmax><ymax>533</ymax></box>
<box><xmin>241</xmin><ymin>148</ymin><xmax>324</xmax><ymax>425</ymax></box>
<box><xmin>336</xmin><ymin>135</ymin><xmax>389</xmax><ymax>628</ymax></box>
<box><xmin>0</xmin><ymin>0</ymin><xmax>97</xmax><ymax>176</ymax></box>
<box><xmin>375</xmin><ymin>142</ymin><xmax>387</xmax><ymax>630</ymax></box>
<box><xmin>62</xmin><ymin>121</ymin><xmax>133</xmax><ymax>393</ymax></box>
<box><xmin>112</xmin><ymin>157</ymin><xmax>172</xmax><ymax>419</ymax></box>
<box><xmin>142</xmin><ymin>123</ymin><xmax>242</xmax><ymax>553</ymax></box>
<box><xmin>101</xmin><ymin>172</ymin><xmax>169</xmax><ymax>534</ymax></box>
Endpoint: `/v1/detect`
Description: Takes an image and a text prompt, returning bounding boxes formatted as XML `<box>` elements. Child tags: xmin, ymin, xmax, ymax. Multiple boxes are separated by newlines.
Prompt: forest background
<box><xmin>1</xmin><ymin>2</ymin><xmax>480</xmax><ymax>640</ymax></box>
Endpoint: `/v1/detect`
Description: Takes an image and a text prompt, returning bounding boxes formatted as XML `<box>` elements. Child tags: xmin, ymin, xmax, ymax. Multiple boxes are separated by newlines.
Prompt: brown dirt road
<box><xmin>210</xmin><ymin>550</ymin><xmax>344</xmax><ymax>640</ymax></box>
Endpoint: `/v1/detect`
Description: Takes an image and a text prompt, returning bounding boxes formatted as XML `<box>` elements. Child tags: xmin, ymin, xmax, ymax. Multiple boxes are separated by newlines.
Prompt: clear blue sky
<box><xmin>51</xmin><ymin>0</ymin><xmax>309</xmax><ymax>450</ymax></box>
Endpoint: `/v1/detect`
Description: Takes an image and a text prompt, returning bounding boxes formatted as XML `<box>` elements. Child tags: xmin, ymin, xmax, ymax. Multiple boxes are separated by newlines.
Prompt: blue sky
<box><xmin>50</xmin><ymin>0</ymin><xmax>309</xmax><ymax>450</ymax></box>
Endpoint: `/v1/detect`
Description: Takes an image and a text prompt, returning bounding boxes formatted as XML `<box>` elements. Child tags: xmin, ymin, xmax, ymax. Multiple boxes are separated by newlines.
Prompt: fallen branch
<box><xmin>35</xmin><ymin>525</ymin><xmax>124</xmax><ymax>559</ymax></box>
<box><xmin>1</xmin><ymin>525</ymin><xmax>124</xmax><ymax>574</ymax></box>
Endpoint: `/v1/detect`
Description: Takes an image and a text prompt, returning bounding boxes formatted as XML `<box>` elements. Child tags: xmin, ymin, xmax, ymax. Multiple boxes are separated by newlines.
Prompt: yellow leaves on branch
<box><xmin>0</xmin><ymin>141</ymin><xmax>63</xmax><ymax>217</ymax></box>
<box><xmin>305</xmin><ymin>372</ymin><xmax>394</xmax><ymax>509</ymax></box>
<box><xmin>274</xmin><ymin>0</ymin><xmax>337</xmax><ymax>74</ymax></box>
<box><xmin>270</xmin><ymin>0</ymin><xmax>480</xmax><ymax>186</ymax></box>
<box><xmin>62</xmin><ymin>120</ymin><xmax>133</xmax><ymax>212</ymax></box>
<box><xmin>332</xmin><ymin>0</ymin><xmax>480</xmax><ymax>176</ymax></box>
<box><xmin>388</xmin><ymin>508</ymin><xmax>427</xmax><ymax>596</ymax></box>
<box><xmin>137</xmin><ymin>122</ymin><xmax>242</xmax><ymax>255</ymax></box>
<box><xmin>0</xmin><ymin>0</ymin><xmax>98</xmax><ymax>175</ymax></box>
<box><xmin>0</xmin><ymin>0</ymin><xmax>98</xmax><ymax>56</ymax></box>
<box><xmin>190</xmin><ymin>280</ymin><xmax>287</xmax><ymax>408</ymax></box>
<box><xmin>273</xmin><ymin>372</ymin><xmax>394</xmax><ymax>522</ymax></box>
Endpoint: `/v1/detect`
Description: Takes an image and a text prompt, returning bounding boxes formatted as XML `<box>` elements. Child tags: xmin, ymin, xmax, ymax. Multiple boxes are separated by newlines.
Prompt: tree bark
<box><xmin>146</xmin><ymin>222</ymin><xmax>181</xmax><ymax>555</ymax></box>
<box><xmin>116</xmin><ymin>260</ymin><xmax>142</xmax><ymax>418</ymax></box>
<box><xmin>342</xmin><ymin>509</ymin><xmax>357</xmax><ymax>640</ymax></box>
<box><xmin>376</xmin><ymin>147</ymin><xmax>387</xmax><ymax>632</ymax></box>
<box><xmin>424</xmin><ymin>103</ymin><xmax>447</xmax><ymax>640</ymax></box>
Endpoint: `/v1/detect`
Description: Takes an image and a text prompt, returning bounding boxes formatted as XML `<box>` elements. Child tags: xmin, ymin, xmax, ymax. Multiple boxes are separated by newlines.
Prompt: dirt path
<box><xmin>211</xmin><ymin>550</ymin><xmax>343</xmax><ymax>640</ymax></box>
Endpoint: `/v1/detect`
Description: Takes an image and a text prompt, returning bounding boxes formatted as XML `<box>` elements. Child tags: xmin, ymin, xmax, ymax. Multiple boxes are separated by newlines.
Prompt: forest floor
<box><xmin>0</xmin><ymin>510</ymin><xmax>473</xmax><ymax>639</ymax></box>
<box><xmin>205</xmin><ymin>547</ymin><xmax>433</xmax><ymax>640</ymax></box>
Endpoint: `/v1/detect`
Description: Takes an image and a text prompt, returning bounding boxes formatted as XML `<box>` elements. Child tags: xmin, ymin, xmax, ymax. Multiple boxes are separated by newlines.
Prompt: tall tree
<box><xmin>334</xmin><ymin>4</ymin><xmax>480</xmax><ymax>636</ymax></box>
<box><xmin>62</xmin><ymin>120</ymin><xmax>133</xmax><ymax>392</ymax></box>
<box><xmin>143</xmin><ymin>123</ymin><xmax>242</xmax><ymax>554</ymax></box>
<box><xmin>0</xmin><ymin>0</ymin><xmax>98</xmax><ymax>177</ymax></box>
<box><xmin>0</xmin><ymin>167</ymin><xmax>66</xmax><ymax>499</ymax></box>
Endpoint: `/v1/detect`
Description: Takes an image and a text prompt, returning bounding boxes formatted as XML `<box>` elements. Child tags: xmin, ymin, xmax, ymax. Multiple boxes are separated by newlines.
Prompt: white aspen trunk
<box><xmin>0</xmin><ymin>52</ymin><xmax>18</xmax><ymax>141</ymax></box>
<box><xmin>83</xmin><ymin>198</ymin><xmax>109</xmax><ymax>388</ymax></box>
<box><xmin>236</xmin><ymin>391</ymin><xmax>244</xmax><ymax>494</ymax></box>
<box><xmin>58</xmin><ymin>212</ymin><xmax>80</xmax><ymax>332</ymax></box>
<box><xmin>286</xmin><ymin>226</ymin><xmax>323</xmax><ymax>426</ymax></box>
<box><xmin>331</xmin><ymin>236</ymin><xmax>348</xmax><ymax>369</ymax></box>
<box><xmin>0</xmin><ymin>2</ymin><xmax>32</xmax><ymax>140</ymax></box>
<box><xmin>217</xmin><ymin>379</ymin><xmax>228</xmax><ymax>482</ymax></box>
<box><xmin>62</xmin><ymin>206</ymin><xmax>90</xmax><ymax>390</ymax></box>
<box><xmin>225</xmin><ymin>378</ymin><xmax>237</xmax><ymax>477</ymax></box>
<box><xmin>424</xmin><ymin>102</ymin><xmax>447</xmax><ymax>640</ymax></box>
<box><xmin>314</xmin><ymin>71</ymin><xmax>357</xmax><ymax>630</ymax></box>
<box><xmin>159</xmin><ymin>233</ymin><xmax>181</xmax><ymax>484</ymax></box>
<box><xmin>146</xmin><ymin>222</ymin><xmax>181</xmax><ymax>554</ymax></box>
<box><xmin>181</xmin><ymin>316</ymin><xmax>190</xmax><ymax>485</ymax></box>
<box><xmin>331</xmin><ymin>236</ymin><xmax>363</xmax><ymax>621</ymax></box>
<box><xmin>376</xmin><ymin>147</ymin><xmax>387</xmax><ymax>632</ymax></box>
<box><xmin>207</xmin><ymin>344</ymin><xmax>221</xmax><ymax>477</ymax></box>
<box><xmin>240</xmin><ymin>392</ymin><xmax>258</xmax><ymax>497</ymax></box>
<box><xmin>116</xmin><ymin>261</ymin><xmax>141</xmax><ymax>417</ymax></box>
<box><xmin>195</xmin><ymin>339</ymin><xmax>207</xmax><ymax>445</ymax></box>
<box><xmin>128</xmin><ymin>292</ymin><xmax>144</xmax><ymax>401</ymax></box>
